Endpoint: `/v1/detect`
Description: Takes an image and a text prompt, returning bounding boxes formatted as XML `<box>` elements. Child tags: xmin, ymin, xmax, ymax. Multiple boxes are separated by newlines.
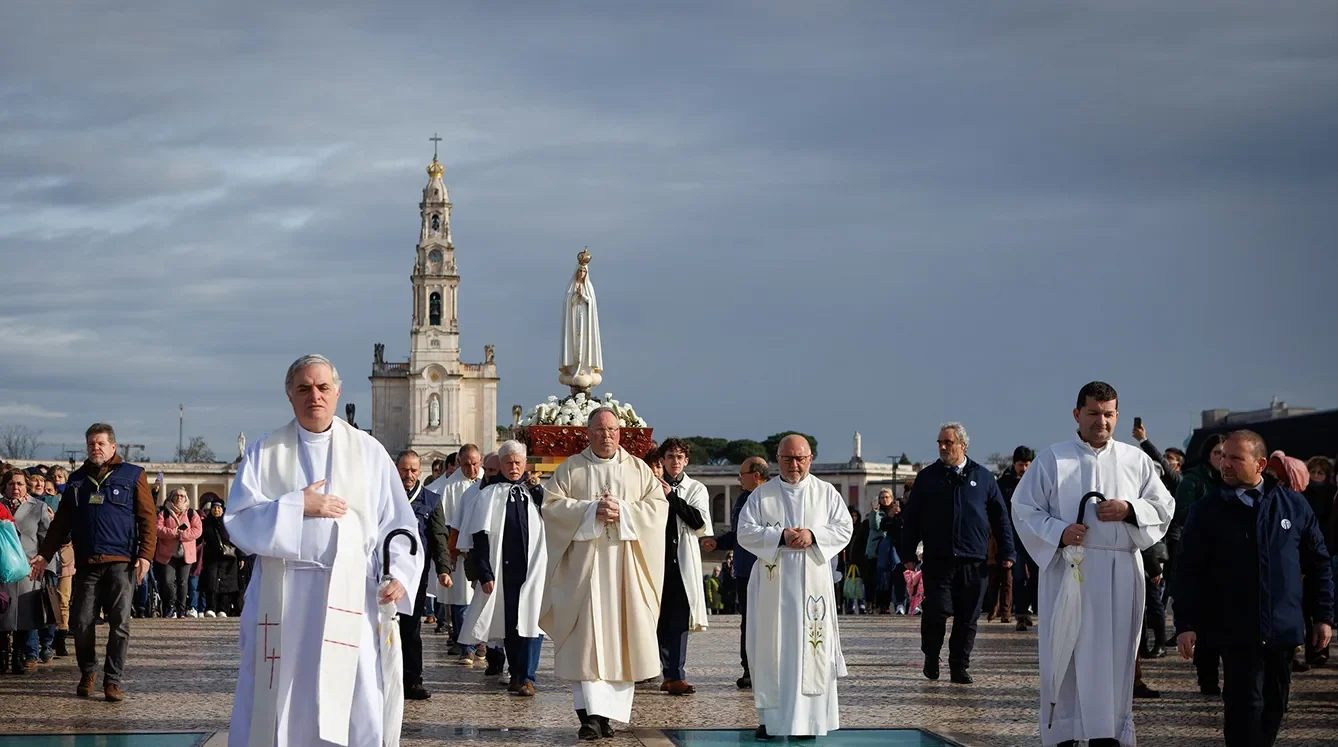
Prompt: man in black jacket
<box><xmin>1175</xmin><ymin>430</ymin><xmax>1334</xmax><ymax>747</ymax></box>
<box><xmin>996</xmin><ymin>446</ymin><xmax>1035</xmax><ymax>631</ymax></box>
<box><xmin>900</xmin><ymin>422</ymin><xmax>1014</xmax><ymax>684</ymax></box>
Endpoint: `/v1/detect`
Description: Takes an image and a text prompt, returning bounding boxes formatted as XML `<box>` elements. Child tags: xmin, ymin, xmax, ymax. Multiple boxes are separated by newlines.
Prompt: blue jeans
<box><xmin>504</xmin><ymin>633</ymin><xmax>542</xmax><ymax>686</ymax></box>
<box><xmin>187</xmin><ymin>575</ymin><xmax>200</xmax><ymax>611</ymax></box>
<box><xmin>450</xmin><ymin>604</ymin><xmax>467</xmax><ymax>652</ymax></box>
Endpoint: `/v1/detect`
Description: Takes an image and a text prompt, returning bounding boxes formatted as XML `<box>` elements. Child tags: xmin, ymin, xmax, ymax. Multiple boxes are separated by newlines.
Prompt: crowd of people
<box><xmin>1</xmin><ymin>369</ymin><xmax>1334</xmax><ymax>747</ymax></box>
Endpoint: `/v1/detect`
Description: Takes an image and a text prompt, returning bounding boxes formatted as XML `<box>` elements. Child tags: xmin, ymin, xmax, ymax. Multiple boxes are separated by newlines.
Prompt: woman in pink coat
<box><xmin>154</xmin><ymin>489</ymin><xmax>202</xmax><ymax>618</ymax></box>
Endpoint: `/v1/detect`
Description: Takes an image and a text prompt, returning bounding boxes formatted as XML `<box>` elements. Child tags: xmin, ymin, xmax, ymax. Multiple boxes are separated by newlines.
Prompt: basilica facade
<box><xmin>369</xmin><ymin>153</ymin><xmax>499</xmax><ymax>461</ymax></box>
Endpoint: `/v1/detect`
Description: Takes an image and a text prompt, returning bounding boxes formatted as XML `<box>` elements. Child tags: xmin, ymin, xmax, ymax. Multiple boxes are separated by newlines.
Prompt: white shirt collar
<box><xmin>1236</xmin><ymin>480</ymin><xmax>1265</xmax><ymax>507</ymax></box>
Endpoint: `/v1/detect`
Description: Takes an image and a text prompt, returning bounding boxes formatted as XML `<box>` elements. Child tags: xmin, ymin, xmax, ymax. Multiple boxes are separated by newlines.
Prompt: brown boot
<box><xmin>664</xmin><ymin>680</ymin><xmax>696</xmax><ymax>696</ymax></box>
<box><xmin>77</xmin><ymin>673</ymin><xmax>96</xmax><ymax>697</ymax></box>
<box><xmin>104</xmin><ymin>683</ymin><xmax>125</xmax><ymax>703</ymax></box>
<box><xmin>515</xmin><ymin>681</ymin><xmax>536</xmax><ymax>697</ymax></box>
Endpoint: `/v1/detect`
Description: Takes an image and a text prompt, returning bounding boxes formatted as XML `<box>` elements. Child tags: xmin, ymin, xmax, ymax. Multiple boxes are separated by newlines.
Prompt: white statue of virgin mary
<box><xmin>559</xmin><ymin>249</ymin><xmax>603</xmax><ymax>391</ymax></box>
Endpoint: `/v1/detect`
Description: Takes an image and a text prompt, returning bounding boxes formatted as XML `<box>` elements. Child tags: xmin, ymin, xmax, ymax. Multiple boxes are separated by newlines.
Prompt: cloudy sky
<box><xmin>2</xmin><ymin>2</ymin><xmax>1335</xmax><ymax>465</ymax></box>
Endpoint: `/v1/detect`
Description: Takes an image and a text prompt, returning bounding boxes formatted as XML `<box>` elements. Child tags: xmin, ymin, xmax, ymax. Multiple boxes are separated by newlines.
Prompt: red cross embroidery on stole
<box><xmin>258</xmin><ymin>614</ymin><xmax>280</xmax><ymax>689</ymax></box>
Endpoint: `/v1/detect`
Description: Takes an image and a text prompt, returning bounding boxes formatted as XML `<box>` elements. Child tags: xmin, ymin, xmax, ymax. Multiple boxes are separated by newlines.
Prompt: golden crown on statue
<box><xmin>577</xmin><ymin>248</ymin><xmax>592</xmax><ymax>266</ymax></box>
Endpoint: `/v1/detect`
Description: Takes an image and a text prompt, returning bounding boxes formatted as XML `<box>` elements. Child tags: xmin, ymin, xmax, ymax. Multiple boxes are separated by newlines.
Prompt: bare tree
<box><xmin>985</xmin><ymin>452</ymin><xmax>1012</xmax><ymax>474</ymax></box>
<box><xmin>0</xmin><ymin>425</ymin><xmax>43</xmax><ymax>460</ymax></box>
<box><xmin>175</xmin><ymin>436</ymin><xmax>217</xmax><ymax>463</ymax></box>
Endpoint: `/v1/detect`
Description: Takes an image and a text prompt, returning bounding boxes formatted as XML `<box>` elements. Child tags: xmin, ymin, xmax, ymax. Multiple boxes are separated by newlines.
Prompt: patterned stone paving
<box><xmin>0</xmin><ymin>613</ymin><xmax>1334</xmax><ymax>746</ymax></box>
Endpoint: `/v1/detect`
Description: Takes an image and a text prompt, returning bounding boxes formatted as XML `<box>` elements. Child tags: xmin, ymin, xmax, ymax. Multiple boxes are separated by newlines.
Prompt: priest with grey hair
<box><xmin>456</xmin><ymin>439</ymin><xmax>547</xmax><ymax>696</ymax></box>
<box><xmin>224</xmin><ymin>354</ymin><xmax>423</xmax><ymax>747</ymax></box>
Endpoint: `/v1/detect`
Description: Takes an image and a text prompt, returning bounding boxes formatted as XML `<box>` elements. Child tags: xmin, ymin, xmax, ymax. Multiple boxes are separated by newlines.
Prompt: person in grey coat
<box><xmin>1</xmin><ymin>468</ymin><xmax>53</xmax><ymax>673</ymax></box>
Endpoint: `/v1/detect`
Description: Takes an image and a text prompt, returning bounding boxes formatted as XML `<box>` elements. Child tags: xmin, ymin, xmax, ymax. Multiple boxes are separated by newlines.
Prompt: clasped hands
<box><xmin>596</xmin><ymin>497</ymin><xmax>621</xmax><ymax>524</ymax></box>
<box><xmin>1061</xmin><ymin>498</ymin><xmax>1132</xmax><ymax>547</ymax></box>
<box><xmin>782</xmin><ymin>527</ymin><xmax>815</xmax><ymax>549</ymax></box>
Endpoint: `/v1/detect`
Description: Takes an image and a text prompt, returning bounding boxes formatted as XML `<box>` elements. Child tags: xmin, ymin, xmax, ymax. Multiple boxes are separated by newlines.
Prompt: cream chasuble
<box><xmin>1011</xmin><ymin>437</ymin><xmax>1173</xmax><ymax>747</ymax></box>
<box><xmin>739</xmin><ymin>474</ymin><xmax>851</xmax><ymax>737</ymax></box>
<box><xmin>224</xmin><ymin>419</ymin><xmax>422</xmax><ymax>747</ymax></box>
<box><xmin>426</xmin><ymin>469</ymin><xmax>478</xmax><ymax>606</ymax></box>
<box><xmin>540</xmin><ymin>447</ymin><xmax>667</xmax><ymax>722</ymax></box>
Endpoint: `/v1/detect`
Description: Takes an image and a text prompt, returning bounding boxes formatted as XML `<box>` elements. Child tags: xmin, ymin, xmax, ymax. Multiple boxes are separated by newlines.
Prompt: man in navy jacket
<box><xmin>395</xmin><ymin>450</ymin><xmax>444</xmax><ymax>701</ymax></box>
<box><xmin>712</xmin><ymin>456</ymin><xmax>769</xmax><ymax>690</ymax></box>
<box><xmin>1174</xmin><ymin>430</ymin><xmax>1333</xmax><ymax>747</ymax></box>
<box><xmin>900</xmin><ymin>422</ymin><xmax>1014</xmax><ymax>684</ymax></box>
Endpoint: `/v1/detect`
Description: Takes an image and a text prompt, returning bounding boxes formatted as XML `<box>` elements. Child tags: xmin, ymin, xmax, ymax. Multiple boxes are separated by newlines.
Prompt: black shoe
<box><xmin>597</xmin><ymin>717</ymin><xmax>614</xmax><ymax>739</ymax></box>
<box><xmin>405</xmin><ymin>683</ymin><xmax>431</xmax><ymax>700</ymax></box>
<box><xmin>794</xmin><ymin>737</ymin><xmax>816</xmax><ymax>741</ymax></box>
<box><xmin>577</xmin><ymin>710</ymin><xmax>600</xmax><ymax>741</ymax></box>
<box><xmin>54</xmin><ymin>631</ymin><xmax>68</xmax><ymax>658</ymax></box>
<box><xmin>1200</xmin><ymin>683</ymin><xmax>1221</xmax><ymax>696</ymax></box>
<box><xmin>755</xmin><ymin>726</ymin><xmax>774</xmax><ymax>741</ymax></box>
<box><xmin>736</xmin><ymin>675</ymin><xmax>752</xmax><ymax>690</ymax></box>
<box><xmin>949</xmin><ymin>668</ymin><xmax>973</xmax><ymax>684</ymax></box>
<box><xmin>484</xmin><ymin>662</ymin><xmax>504</xmax><ymax>676</ymax></box>
<box><xmin>923</xmin><ymin>659</ymin><xmax>940</xmax><ymax>681</ymax></box>
<box><xmin>1133</xmin><ymin>683</ymin><xmax>1160</xmax><ymax>699</ymax></box>
<box><xmin>1291</xmin><ymin>659</ymin><xmax>1311</xmax><ymax>673</ymax></box>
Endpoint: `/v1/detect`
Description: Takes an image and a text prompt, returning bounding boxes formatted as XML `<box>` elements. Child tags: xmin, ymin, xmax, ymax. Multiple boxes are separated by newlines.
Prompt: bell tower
<box><xmin>370</xmin><ymin>135</ymin><xmax>499</xmax><ymax>459</ymax></box>
<box><xmin>410</xmin><ymin>135</ymin><xmax>460</xmax><ymax>370</ymax></box>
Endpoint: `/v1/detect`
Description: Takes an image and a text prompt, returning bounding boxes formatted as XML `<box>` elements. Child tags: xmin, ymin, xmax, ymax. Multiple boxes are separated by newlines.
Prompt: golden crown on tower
<box><xmin>577</xmin><ymin>248</ymin><xmax>592</xmax><ymax>266</ymax></box>
<box><xmin>426</xmin><ymin>155</ymin><xmax>444</xmax><ymax>178</ymax></box>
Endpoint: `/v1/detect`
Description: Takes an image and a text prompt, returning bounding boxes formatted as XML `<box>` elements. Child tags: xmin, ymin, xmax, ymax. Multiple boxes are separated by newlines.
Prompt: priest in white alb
<box><xmin>1011</xmin><ymin>381</ymin><xmax>1174</xmax><ymax>747</ymax></box>
<box><xmin>427</xmin><ymin>443</ymin><xmax>481</xmax><ymax>654</ymax></box>
<box><xmin>739</xmin><ymin>434</ymin><xmax>852</xmax><ymax>740</ymax></box>
<box><xmin>224</xmin><ymin>355</ymin><xmax>423</xmax><ymax>747</ymax></box>
<box><xmin>540</xmin><ymin>407</ymin><xmax>667</xmax><ymax>741</ymax></box>
<box><xmin>456</xmin><ymin>440</ymin><xmax>547</xmax><ymax>695</ymax></box>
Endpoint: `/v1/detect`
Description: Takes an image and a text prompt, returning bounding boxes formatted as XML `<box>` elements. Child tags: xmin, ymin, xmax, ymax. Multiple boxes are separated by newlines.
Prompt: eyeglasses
<box><xmin>589</xmin><ymin>428</ymin><xmax>619</xmax><ymax>436</ymax></box>
<box><xmin>778</xmin><ymin>455</ymin><xmax>812</xmax><ymax>463</ymax></box>
<box><xmin>936</xmin><ymin>440</ymin><xmax>959</xmax><ymax>447</ymax></box>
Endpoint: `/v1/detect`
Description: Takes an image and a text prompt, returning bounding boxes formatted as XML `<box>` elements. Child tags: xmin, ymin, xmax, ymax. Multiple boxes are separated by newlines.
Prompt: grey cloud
<box><xmin>1</xmin><ymin>1</ymin><xmax>1335</xmax><ymax>463</ymax></box>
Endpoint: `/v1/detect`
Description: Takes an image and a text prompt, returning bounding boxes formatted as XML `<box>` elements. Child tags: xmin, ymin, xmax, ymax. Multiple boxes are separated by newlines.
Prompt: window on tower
<box><xmin>429</xmin><ymin>292</ymin><xmax>442</xmax><ymax>326</ymax></box>
<box><xmin>431</xmin><ymin>214</ymin><xmax>441</xmax><ymax>231</ymax></box>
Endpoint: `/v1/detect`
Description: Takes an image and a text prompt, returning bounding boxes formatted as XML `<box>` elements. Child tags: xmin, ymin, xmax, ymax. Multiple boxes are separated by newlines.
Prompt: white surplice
<box><xmin>670</xmin><ymin>474</ymin><xmax>712</xmax><ymax>631</ymax></box>
<box><xmin>739</xmin><ymin>475</ymin><xmax>852</xmax><ymax>737</ymax></box>
<box><xmin>1011</xmin><ymin>437</ymin><xmax>1174</xmax><ymax>747</ymax></box>
<box><xmin>225</xmin><ymin>421</ymin><xmax>423</xmax><ymax>747</ymax></box>
<box><xmin>426</xmin><ymin>469</ymin><xmax>478</xmax><ymax>606</ymax></box>
<box><xmin>456</xmin><ymin>481</ymin><xmax>547</xmax><ymax>644</ymax></box>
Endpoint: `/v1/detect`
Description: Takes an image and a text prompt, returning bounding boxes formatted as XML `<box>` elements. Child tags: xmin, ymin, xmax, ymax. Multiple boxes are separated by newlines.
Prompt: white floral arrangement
<box><xmin>521</xmin><ymin>392</ymin><xmax>647</xmax><ymax>428</ymax></box>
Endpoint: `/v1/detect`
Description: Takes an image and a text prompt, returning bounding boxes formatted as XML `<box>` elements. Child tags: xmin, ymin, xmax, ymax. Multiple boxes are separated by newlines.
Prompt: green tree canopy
<box><xmin>724</xmin><ymin>439</ymin><xmax>768</xmax><ymax>464</ymax></box>
<box><xmin>898</xmin><ymin>452</ymin><xmax>912</xmax><ymax>466</ymax></box>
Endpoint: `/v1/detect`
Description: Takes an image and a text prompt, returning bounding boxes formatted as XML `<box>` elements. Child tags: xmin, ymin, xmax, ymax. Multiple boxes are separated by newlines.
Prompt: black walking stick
<box><xmin>1075</xmin><ymin>491</ymin><xmax>1106</xmax><ymax>525</ymax></box>
<box><xmin>382</xmin><ymin>528</ymin><xmax>418</xmax><ymax>579</ymax></box>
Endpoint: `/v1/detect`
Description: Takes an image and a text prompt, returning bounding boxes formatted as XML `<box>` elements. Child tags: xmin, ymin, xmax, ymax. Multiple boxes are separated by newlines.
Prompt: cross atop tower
<box><xmin>429</xmin><ymin>132</ymin><xmax>442</xmax><ymax>159</ymax></box>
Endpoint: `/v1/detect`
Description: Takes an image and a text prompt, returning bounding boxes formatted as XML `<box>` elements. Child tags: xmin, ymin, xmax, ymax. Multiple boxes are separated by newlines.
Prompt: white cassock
<box><xmin>225</xmin><ymin>419</ymin><xmax>423</xmax><ymax>747</ymax></box>
<box><xmin>739</xmin><ymin>475</ymin><xmax>852</xmax><ymax>737</ymax></box>
<box><xmin>455</xmin><ymin>481</ymin><xmax>546</xmax><ymax>644</ymax></box>
<box><xmin>1011</xmin><ymin>437</ymin><xmax>1173</xmax><ymax>747</ymax></box>
<box><xmin>670</xmin><ymin>474</ymin><xmax>713</xmax><ymax>632</ymax></box>
<box><xmin>426</xmin><ymin>469</ymin><xmax>478</xmax><ymax>606</ymax></box>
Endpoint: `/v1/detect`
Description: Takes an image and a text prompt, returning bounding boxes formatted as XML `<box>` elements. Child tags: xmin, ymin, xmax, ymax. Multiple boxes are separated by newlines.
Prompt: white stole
<box><xmin>751</xmin><ymin>482</ymin><xmax>833</xmax><ymax>708</ymax></box>
<box><xmin>459</xmin><ymin>482</ymin><xmax>547</xmax><ymax>643</ymax></box>
<box><xmin>250</xmin><ymin>419</ymin><xmax>369</xmax><ymax>747</ymax></box>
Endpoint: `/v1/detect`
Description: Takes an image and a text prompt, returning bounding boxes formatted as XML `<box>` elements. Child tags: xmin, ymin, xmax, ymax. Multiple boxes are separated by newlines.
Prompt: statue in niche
<box><xmin>428</xmin><ymin>396</ymin><xmax>441</xmax><ymax>428</ymax></box>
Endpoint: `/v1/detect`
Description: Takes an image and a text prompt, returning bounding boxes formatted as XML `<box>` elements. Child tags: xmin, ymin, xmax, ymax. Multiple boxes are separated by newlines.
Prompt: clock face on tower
<box><xmin>428</xmin><ymin>248</ymin><xmax>442</xmax><ymax>265</ymax></box>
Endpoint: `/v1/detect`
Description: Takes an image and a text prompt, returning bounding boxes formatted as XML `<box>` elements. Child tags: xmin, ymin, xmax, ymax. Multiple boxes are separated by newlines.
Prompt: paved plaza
<box><xmin>0</xmin><ymin>613</ymin><xmax>1334</xmax><ymax>746</ymax></box>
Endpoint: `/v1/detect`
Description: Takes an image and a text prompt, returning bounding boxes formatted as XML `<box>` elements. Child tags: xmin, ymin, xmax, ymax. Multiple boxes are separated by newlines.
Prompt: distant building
<box><xmin>1187</xmin><ymin>402</ymin><xmax>1336</xmax><ymax>465</ymax></box>
<box><xmin>1200</xmin><ymin>398</ymin><xmax>1315</xmax><ymax>428</ymax></box>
